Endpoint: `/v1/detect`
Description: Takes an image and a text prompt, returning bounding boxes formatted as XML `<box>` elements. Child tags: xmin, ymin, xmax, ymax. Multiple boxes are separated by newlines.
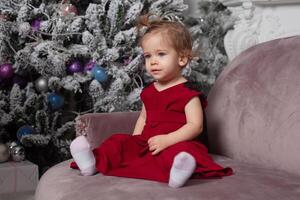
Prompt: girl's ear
<box><xmin>178</xmin><ymin>55</ymin><xmax>189</xmax><ymax>67</ymax></box>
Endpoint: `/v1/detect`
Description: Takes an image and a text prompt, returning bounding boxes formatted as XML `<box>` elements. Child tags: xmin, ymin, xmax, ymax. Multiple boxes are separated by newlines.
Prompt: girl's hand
<box><xmin>148</xmin><ymin>135</ymin><xmax>171</xmax><ymax>155</ymax></box>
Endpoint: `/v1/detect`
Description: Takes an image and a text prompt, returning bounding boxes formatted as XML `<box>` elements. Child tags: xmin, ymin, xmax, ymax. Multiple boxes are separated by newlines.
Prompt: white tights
<box><xmin>70</xmin><ymin>136</ymin><xmax>96</xmax><ymax>176</ymax></box>
<box><xmin>168</xmin><ymin>152</ymin><xmax>196</xmax><ymax>188</ymax></box>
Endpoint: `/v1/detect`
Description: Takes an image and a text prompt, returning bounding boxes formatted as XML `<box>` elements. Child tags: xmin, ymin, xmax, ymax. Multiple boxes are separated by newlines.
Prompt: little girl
<box><xmin>70</xmin><ymin>14</ymin><xmax>232</xmax><ymax>188</ymax></box>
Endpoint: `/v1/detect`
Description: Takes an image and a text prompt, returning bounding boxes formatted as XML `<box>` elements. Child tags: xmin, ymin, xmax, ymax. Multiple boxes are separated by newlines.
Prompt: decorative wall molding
<box><xmin>219</xmin><ymin>0</ymin><xmax>300</xmax><ymax>60</ymax></box>
<box><xmin>221</xmin><ymin>0</ymin><xmax>300</xmax><ymax>6</ymax></box>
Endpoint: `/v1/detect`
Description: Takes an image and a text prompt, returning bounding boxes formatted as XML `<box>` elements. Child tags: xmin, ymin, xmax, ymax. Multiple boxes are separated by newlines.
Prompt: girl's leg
<box><xmin>70</xmin><ymin>136</ymin><xmax>96</xmax><ymax>176</ymax></box>
<box><xmin>168</xmin><ymin>152</ymin><xmax>196</xmax><ymax>188</ymax></box>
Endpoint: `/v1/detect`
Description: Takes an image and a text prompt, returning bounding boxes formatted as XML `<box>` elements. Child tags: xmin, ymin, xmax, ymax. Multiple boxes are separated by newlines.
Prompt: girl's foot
<box><xmin>168</xmin><ymin>152</ymin><xmax>196</xmax><ymax>188</ymax></box>
<box><xmin>70</xmin><ymin>136</ymin><xmax>96</xmax><ymax>176</ymax></box>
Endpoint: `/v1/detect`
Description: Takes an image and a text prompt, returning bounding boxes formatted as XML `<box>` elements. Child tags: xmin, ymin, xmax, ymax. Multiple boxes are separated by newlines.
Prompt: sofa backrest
<box><xmin>206</xmin><ymin>36</ymin><xmax>300</xmax><ymax>176</ymax></box>
<box><xmin>81</xmin><ymin>112</ymin><xmax>140</xmax><ymax>149</ymax></box>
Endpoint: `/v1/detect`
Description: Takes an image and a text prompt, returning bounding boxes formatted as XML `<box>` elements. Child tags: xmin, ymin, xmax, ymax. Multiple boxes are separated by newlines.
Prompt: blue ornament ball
<box><xmin>48</xmin><ymin>93</ymin><xmax>64</xmax><ymax>110</ymax></box>
<box><xmin>17</xmin><ymin>125</ymin><xmax>35</xmax><ymax>141</ymax></box>
<box><xmin>91</xmin><ymin>65</ymin><xmax>108</xmax><ymax>82</ymax></box>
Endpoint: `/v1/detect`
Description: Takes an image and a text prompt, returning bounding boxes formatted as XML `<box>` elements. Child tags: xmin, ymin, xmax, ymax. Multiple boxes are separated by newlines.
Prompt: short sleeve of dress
<box><xmin>180</xmin><ymin>88</ymin><xmax>201</xmax><ymax>109</ymax></box>
<box><xmin>182</xmin><ymin>83</ymin><xmax>208</xmax><ymax>109</ymax></box>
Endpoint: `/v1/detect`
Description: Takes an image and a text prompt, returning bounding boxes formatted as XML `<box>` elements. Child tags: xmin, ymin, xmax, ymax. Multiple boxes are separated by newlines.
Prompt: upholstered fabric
<box><xmin>207</xmin><ymin>36</ymin><xmax>300</xmax><ymax>176</ymax></box>
<box><xmin>79</xmin><ymin>112</ymin><xmax>140</xmax><ymax>149</ymax></box>
<box><xmin>36</xmin><ymin>155</ymin><xmax>300</xmax><ymax>200</ymax></box>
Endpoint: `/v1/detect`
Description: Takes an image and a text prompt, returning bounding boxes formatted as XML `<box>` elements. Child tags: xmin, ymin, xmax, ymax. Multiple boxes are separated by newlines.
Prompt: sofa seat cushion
<box><xmin>35</xmin><ymin>155</ymin><xmax>300</xmax><ymax>200</ymax></box>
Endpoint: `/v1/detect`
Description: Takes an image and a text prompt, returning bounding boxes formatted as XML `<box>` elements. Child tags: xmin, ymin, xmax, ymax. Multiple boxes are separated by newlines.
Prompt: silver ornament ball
<box><xmin>11</xmin><ymin>145</ymin><xmax>25</xmax><ymax>162</ymax></box>
<box><xmin>7</xmin><ymin>141</ymin><xmax>18</xmax><ymax>155</ymax></box>
<box><xmin>35</xmin><ymin>77</ymin><xmax>48</xmax><ymax>92</ymax></box>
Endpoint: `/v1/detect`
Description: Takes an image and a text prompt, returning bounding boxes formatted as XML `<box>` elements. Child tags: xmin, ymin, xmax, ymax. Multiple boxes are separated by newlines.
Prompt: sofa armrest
<box><xmin>78</xmin><ymin>111</ymin><xmax>140</xmax><ymax>149</ymax></box>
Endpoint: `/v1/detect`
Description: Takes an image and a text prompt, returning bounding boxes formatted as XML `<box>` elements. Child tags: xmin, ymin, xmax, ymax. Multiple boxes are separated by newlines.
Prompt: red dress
<box><xmin>71</xmin><ymin>82</ymin><xmax>233</xmax><ymax>182</ymax></box>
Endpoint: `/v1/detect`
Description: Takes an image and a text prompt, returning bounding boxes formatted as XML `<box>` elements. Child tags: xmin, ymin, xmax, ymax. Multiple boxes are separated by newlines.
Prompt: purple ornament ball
<box><xmin>67</xmin><ymin>60</ymin><xmax>83</xmax><ymax>74</ymax></box>
<box><xmin>0</xmin><ymin>63</ymin><xmax>14</xmax><ymax>79</ymax></box>
<box><xmin>31</xmin><ymin>19</ymin><xmax>41</xmax><ymax>31</ymax></box>
<box><xmin>84</xmin><ymin>61</ymin><xmax>96</xmax><ymax>72</ymax></box>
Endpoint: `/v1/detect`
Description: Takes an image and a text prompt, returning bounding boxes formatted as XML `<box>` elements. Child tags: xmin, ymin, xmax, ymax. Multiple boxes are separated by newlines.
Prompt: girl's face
<box><xmin>141</xmin><ymin>32</ymin><xmax>188</xmax><ymax>84</ymax></box>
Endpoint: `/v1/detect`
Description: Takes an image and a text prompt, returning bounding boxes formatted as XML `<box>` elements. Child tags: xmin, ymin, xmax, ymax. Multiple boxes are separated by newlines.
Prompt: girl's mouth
<box><xmin>151</xmin><ymin>69</ymin><xmax>162</xmax><ymax>73</ymax></box>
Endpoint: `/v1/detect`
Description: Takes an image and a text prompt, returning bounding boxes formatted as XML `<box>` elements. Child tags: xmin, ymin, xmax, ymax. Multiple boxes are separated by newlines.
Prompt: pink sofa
<box><xmin>35</xmin><ymin>36</ymin><xmax>300</xmax><ymax>200</ymax></box>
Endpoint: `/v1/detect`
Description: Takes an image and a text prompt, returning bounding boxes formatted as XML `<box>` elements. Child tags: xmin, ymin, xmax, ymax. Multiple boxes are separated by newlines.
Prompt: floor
<box><xmin>0</xmin><ymin>191</ymin><xmax>35</xmax><ymax>200</ymax></box>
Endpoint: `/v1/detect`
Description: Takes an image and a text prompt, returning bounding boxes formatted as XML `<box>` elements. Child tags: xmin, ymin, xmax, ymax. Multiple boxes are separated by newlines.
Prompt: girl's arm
<box><xmin>167</xmin><ymin>96</ymin><xmax>203</xmax><ymax>143</ymax></box>
<box><xmin>148</xmin><ymin>97</ymin><xmax>203</xmax><ymax>155</ymax></box>
<box><xmin>132</xmin><ymin>103</ymin><xmax>146</xmax><ymax>135</ymax></box>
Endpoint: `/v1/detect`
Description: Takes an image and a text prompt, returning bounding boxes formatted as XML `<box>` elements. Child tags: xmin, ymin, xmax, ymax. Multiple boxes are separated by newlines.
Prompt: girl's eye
<box><xmin>158</xmin><ymin>52</ymin><xmax>166</xmax><ymax>56</ymax></box>
<box><xmin>144</xmin><ymin>54</ymin><xmax>150</xmax><ymax>59</ymax></box>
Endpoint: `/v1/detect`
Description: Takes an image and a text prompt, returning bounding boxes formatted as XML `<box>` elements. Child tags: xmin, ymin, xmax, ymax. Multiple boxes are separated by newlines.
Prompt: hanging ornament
<box><xmin>17</xmin><ymin>125</ymin><xmax>36</xmax><ymax>141</ymax></box>
<box><xmin>84</xmin><ymin>60</ymin><xmax>96</xmax><ymax>72</ymax></box>
<box><xmin>0</xmin><ymin>63</ymin><xmax>14</xmax><ymax>79</ymax></box>
<box><xmin>0</xmin><ymin>143</ymin><xmax>10</xmax><ymax>163</ymax></box>
<box><xmin>31</xmin><ymin>18</ymin><xmax>42</xmax><ymax>32</ymax></box>
<box><xmin>67</xmin><ymin>60</ymin><xmax>83</xmax><ymax>74</ymax></box>
<box><xmin>35</xmin><ymin>77</ymin><xmax>48</xmax><ymax>92</ymax></box>
<box><xmin>60</xmin><ymin>4</ymin><xmax>78</xmax><ymax>16</ymax></box>
<box><xmin>11</xmin><ymin>145</ymin><xmax>25</xmax><ymax>162</ymax></box>
<box><xmin>91</xmin><ymin>65</ymin><xmax>108</xmax><ymax>83</ymax></box>
<box><xmin>48</xmin><ymin>93</ymin><xmax>64</xmax><ymax>110</ymax></box>
<box><xmin>6</xmin><ymin>141</ymin><xmax>19</xmax><ymax>155</ymax></box>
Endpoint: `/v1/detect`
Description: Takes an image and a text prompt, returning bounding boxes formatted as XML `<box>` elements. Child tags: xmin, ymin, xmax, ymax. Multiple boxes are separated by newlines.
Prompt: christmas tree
<box><xmin>0</xmin><ymin>0</ymin><xmax>233</xmax><ymax>174</ymax></box>
<box><xmin>184</xmin><ymin>0</ymin><xmax>235</xmax><ymax>94</ymax></box>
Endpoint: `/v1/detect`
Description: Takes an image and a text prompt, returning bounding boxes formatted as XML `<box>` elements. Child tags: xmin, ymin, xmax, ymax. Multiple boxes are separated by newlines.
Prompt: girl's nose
<box><xmin>150</xmin><ymin>57</ymin><xmax>157</xmax><ymax>65</ymax></box>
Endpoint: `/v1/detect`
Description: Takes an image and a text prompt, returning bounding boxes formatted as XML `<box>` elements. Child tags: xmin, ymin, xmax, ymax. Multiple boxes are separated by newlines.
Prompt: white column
<box><xmin>219</xmin><ymin>0</ymin><xmax>300</xmax><ymax>60</ymax></box>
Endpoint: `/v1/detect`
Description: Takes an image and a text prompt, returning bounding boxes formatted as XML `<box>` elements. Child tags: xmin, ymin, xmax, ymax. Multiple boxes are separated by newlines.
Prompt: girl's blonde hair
<box><xmin>137</xmin><ymin>14</ymin><xmax>194</xmax><ymax>60</ymax></box>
